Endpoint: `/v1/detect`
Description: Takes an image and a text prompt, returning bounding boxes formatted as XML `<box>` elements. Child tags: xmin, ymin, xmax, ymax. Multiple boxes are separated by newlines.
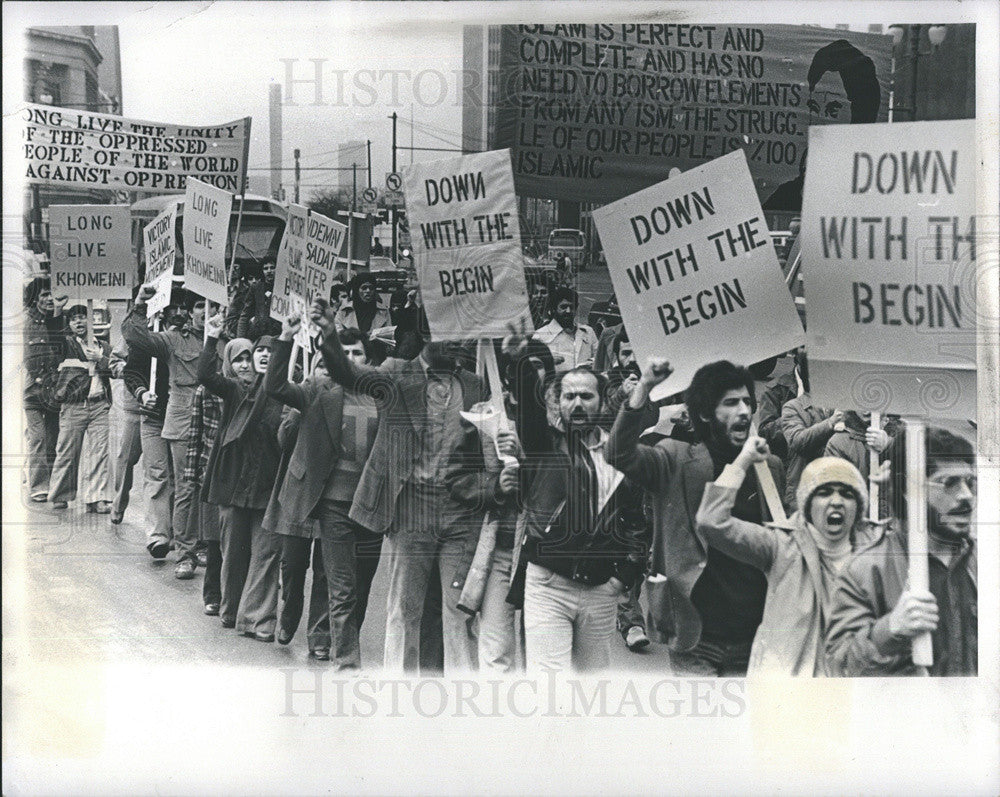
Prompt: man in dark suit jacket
<box><xmin>608</xmin><ymin>358</ymin><xmax>786</xmax><ymax>676</ymax></box>
<box><xmin>263</xmin><ymin>320</ymin><xmax>383</xmax><ymax>670</ymax></box>
<box><xmin>311</xmin><ymin>299</ymin><xmax>493</xmax><ymax>674</ymax></box>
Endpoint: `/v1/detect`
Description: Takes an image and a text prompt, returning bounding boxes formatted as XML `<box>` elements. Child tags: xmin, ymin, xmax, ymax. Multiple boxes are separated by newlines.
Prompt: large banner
<box><xmin>182</xmin><ymin>178</ymin><xmax>233</xmax><ymax>306</ymax></box>
<box><xmin>143</xmin><ymin>205</ymin><xmax>178</xmax><ymax>318</ymax></box>
<box><xmin>592</xmin><ymin>149</ymin><xmax>804</xmax><ymax>401</ymax></box>
<box><xmin>801</xmin><ymin>119</ymin><xmax>977</xmax><ymax>420</ymax></box>
<box><xmin>403</xmin><ymin>149</ymin><xmax>532</xmax><ymax>340</ymax></box>
<box><xmin>48</xmin><ymin>205</ymin><xmax>133</xmax><ymax>301</ymax></box>
<box><xmin>493</xmin><ymin>24</ymin><xmax>892</xmax><ymax>205</ymax></box>
<box><xmin>21</xmin><ymin>103</ymin><xmax>250</xmax><ymax>193</ymax></box>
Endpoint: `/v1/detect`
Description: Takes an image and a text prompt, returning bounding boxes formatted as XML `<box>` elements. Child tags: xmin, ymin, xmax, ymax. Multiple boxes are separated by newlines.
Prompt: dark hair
<box><xmin>330</xmin><ymin>281</ymin><xmax>348</xmax><ymax>302</ymax></box>
<box><xmin>24</xmin><ymin>276</ymin><xmax>51</xmax><ymax>309</ymax></box>
<box><xmin>549</xmin><ymin>285</ymin><xmax>578</xmax><ymax>315</ymax></box>
<box><xmin>807</xmin><ymin>40</ymin><xmax>880</xmax><ymax>124</ymax></box>
<box><xmin>338</xmin><ymin>326</ymin><xmax>372</xmax><ymax>361</ymax></box>
<box><xmin>241</xmin><ymin>260</ymin><xmax>263</xmax><ymax>280</ymax></box>
<box><xmin>684</xmin><ymin>360</ymin><xmax>756</xmax><ymax>443</ymax></box>
<box><xmin>888</xmin><ymin>425</ymin><xmax>975</xmax><ymax>520</ymax></box>
<box><xmin>612</xmin><ymin>327</ymin><xmax>630</xmax><ymax>359</ymax></box>
<box><xmin>65</xmin><ymin>304</ymin><xmax>89</xmax><ymax>320</ymax></box>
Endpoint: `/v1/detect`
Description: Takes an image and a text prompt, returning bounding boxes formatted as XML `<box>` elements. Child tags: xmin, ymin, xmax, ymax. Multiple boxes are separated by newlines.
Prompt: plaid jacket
<box><xmin>183</xmin><ymin>384</ymin><xmax>223</xmax><ymax>485</ymax></box>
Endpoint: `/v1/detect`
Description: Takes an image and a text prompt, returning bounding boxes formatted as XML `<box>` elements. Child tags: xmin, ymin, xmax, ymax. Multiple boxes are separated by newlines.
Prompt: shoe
<box><xmin>309</xmin><ymin>648</ymin><xmax>330</xmax><ymax>661</ymax></box>
<box><xmin>196</xmin><ymin>549</ymin><xmax>209</xmax><ymax>568</ymax></box>
<box><xmin>87</xmin><ymin>501</ymin><xmax>112</xmax><ymax>514</ymax></box>
<box><xmin>30</xmin><ymin>492</ymin><xmax>48</xmax><ymax>503</ymax></box>
<box><xmin>277</xmin><ymin>629</ymin><xmax>294</xmax><ymax>646</ymax></box>
<box><xmin>52</xmin><ymin>501</ymin><xmax>68</xmax><ymax>510</ymax></box>
<box><xmin>110</xmin><ymin>508</ymin><xmax>124</xmax><ymax>524</ymax></box>
<box><xmin>204</xmin><ymin>602</ymin><xmax>220</xmax><ymax>616</ymax></box>
<box><xmin>147</xmin><ymin>541</ymin><xmax>170</xmax><ymax>560</ymax></box>
<box><xmin>626</xmin><ymin>626</ymin><xmax>650</xmax><ymax>652</ymax></box>
<box><xmin>244</xmin><ymin>630</ymin><xmax>274</xmax><ymax>643</ymax></box>
<box><xmin>174</xmin><ymin>559</ymin><xmax>196</xmax><ymax>580</ymax></box>
<box><xmin>221</xmin><ymin>617</ymin><xmax>236</xmax><ymax>629</ymax></box>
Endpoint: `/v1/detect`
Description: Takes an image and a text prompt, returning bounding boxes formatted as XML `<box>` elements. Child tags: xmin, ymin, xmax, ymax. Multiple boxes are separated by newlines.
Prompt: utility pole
<box><xmin>293</xmin><ymin>148</ymin><xmax>300</xmax><ymax>204</ymax></box>
<box><xmin>366</xmin><ymin>140</ymin><xmax>372</xmax><ymax>189</ymax></box>
<box><xmin>390</xmin><ymin>111</ymin><xmax>398</xmax><ymax>262</ymax></box>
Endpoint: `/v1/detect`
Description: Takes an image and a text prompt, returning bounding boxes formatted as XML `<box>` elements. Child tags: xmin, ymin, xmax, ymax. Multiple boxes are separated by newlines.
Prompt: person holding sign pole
<box><xmin>608</xmin><ymin>358</ymin><xmax>785</xmax><ymax>676</ymax></box>
<box><xmin>825</xmin><ymin>427</ymin><xmax>977</xmax><ymax>676</ymax></box>
<box><xmin>123</xmin><ymin>286</ymin><xmax>208</xmax><ymax>579</ymax></box>
<box><xmin>532</xmin><ymin>286</ymin><xmax>597</xmax><ymax>375</ymax></box>
<box><xmin>48</xmin><ymin>304</ymin><xmax>113</xmax><ymax>513</ymax></box>
<box><xmin>696</xmin><ymin>441</ymin><xmax>872</xmax><ymax>676</ymax></box>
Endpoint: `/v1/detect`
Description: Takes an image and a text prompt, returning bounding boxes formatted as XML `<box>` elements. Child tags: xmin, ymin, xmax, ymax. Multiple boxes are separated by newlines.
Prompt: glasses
<box><xmin>927</xmin><ymin>475</ymin><xmax>977</xmax><ymax>492</ymax></box>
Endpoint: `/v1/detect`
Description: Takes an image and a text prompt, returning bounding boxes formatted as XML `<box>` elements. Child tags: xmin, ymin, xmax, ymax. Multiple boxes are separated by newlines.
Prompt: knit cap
<box><xmin>797</xmin><ymin>456</ymin><xmax>868</xmax><ymax>523</ymax></box>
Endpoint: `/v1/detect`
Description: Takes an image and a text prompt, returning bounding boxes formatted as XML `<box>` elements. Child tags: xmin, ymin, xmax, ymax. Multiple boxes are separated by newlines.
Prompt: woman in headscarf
<box><xmin>335</xmin><ymin>272</ymin><xmax>390</xmax><ymax>335</ymax></box>
<box><xmin>198</xmin><ymin>318</ymin><xmax>284</xmax><ymax>642</ymax></box>
<box><xmin>696</xmin><ymin>437</ymin><xmax>872</xmax><ymax>676</ymax></box>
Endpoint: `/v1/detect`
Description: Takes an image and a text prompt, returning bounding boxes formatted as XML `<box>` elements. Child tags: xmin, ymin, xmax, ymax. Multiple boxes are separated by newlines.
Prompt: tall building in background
<box><xmin>23</xmin><ymin>25</ymin><xmax>124</xmax><ymax>252</ymax></box>
<box><xmin>269</xmin><ymin>82</ymin><xmax>283</xmax><ymax>200</ymax></box>
<box><xmin>337</xmin><ymin>139</ymin><xmax>366</xmax><ymax>197</ymax></box>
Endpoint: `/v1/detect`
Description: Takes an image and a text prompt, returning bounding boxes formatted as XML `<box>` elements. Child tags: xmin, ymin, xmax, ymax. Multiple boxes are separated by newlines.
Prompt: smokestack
<box><xmin>269</xmin><ymin>83</ymin><xmax>283</xmax><ymax>200</ymax></box>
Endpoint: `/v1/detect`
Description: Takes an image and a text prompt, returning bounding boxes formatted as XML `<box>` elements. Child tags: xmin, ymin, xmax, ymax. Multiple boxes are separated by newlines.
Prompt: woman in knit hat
<box><xmin>198</xmin><ymin>319</ymin><xmax>284</xmax><ymax>641</ymax></box>
<box><xmin>695</xmin><ymin>436</ymin><xmax>871</xmax><ymax>676</ymax></box>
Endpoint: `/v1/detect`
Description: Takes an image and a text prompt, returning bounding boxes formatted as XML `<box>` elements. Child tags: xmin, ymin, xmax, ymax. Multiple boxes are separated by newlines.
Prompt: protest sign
<box><xmin>801</xmin><ymin>119</ymin><xmax>977</xmax><ymax>420</ymax></box>
<box><xmin>492</xmin><ymin>24</ymin><xmax>891</xmax><ymax>205</ymax></box>
<box><xmin>592</xmin><ymin>149</ymin><xmax>804</xmax><ymax>401</ymax></box>
<box><xmin>48</xmin><ymin>205</ymin><xmax>133</xmax><ymax>301</ymax></box>
<box><xmin>402</xmin><ymin>149</ymin><xmax>532</xmax><ymax>340</ymax></box>
<box><xmin>270</xmin><ymin>205</ymin><xmax>346</xmax><ymax>347</ymax></box>
<box><xmin>143</xmin><ymin>205</ymin><xmax>178</xmax><ymax>318</ymax></box>
<box><xmin>21</xmin><ymin>103</ymin><xmax>250</xmax><ymax>193</ymax></box>
<box><xmin>182</xmin><ymin>178</ymin><xmax>233</xmax><ymax>306</ymax></box>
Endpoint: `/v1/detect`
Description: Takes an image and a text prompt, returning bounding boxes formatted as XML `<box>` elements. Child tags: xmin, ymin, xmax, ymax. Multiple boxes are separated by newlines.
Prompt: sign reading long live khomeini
<box><xmin>20</xmin><ymin>103</ymin><xmax>250</xmax><ymax>193</ymax></box>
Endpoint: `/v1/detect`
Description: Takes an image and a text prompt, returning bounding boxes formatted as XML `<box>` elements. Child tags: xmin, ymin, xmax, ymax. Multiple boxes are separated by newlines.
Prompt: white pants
<box><xmin>523</xmin><ymin>562</ymin><xmax>619</xmax><ymax>673</ymax></box>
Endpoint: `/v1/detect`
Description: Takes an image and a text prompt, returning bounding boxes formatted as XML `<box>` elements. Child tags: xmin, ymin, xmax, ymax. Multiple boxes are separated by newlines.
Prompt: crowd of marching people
<box><xmin>23</xmin><ymin>263</ymin><xmax>978</xmax><ymax>677</ymax></box>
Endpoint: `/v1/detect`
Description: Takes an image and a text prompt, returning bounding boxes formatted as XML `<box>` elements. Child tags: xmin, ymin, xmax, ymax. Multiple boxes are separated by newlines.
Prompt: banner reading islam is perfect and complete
<box><xmin>492</xmin><ymin>24</ymin><xmax>892</xmax><ymax>205</ymax></box>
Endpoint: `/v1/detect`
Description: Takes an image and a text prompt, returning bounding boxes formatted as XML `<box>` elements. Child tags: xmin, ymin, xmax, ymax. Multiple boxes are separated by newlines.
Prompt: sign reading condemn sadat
<box><xmin>182</xmin><ymin>177</ymin><xmax>233</xmax><ymax>306</ymax></box>
<box><xmin>801</xmin><ymin>119</ymin><xmax>977</xmax><ymax>420</ymax></box>
<box><xmin>403</xmin><ymin>149</ymin><xmax>532</xmax><ymax>340</ymax></box>
<box><xmin>592</xmin><ymin>149</ymin><xmax>804</xmax><ymax>401</ymax></box>
<box><xmin>48</xmin><ymin>204</ymin><xmax>133</xmax><ymax>301</ymax></box>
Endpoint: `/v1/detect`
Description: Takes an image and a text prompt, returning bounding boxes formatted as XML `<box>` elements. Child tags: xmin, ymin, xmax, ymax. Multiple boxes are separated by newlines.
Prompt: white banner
<box><xmin>801</xmin><ymin>119</ymin><xmax>978</xmax><ymax>419</ymax></box>
<box><xmin>182</xmin><ymin>178</ymin><xmax>233</xmax><ymax>306</ymax></box>
<box><xmin>21</xmin><ymin>103</ymin><xmax>249</xmax><ymax>193</ymax></box>
<box><xmin>143</xmin><ymin>205</ymin><xmax>178</xmax><ymax>318</ymax></box>
<box><xmin>48</xmin><ymin>205</ymin><xmax>134</xmax><ymax>301</ymax></box>
<box><xmin>403</xmin><ymin>149</ymin><xmax>532</xmax><ymax>341</ymax></box>
<box><xmin>592</xmin><ymin>149</ymin><xmax>804</xmax><ymax>401</ymax></box>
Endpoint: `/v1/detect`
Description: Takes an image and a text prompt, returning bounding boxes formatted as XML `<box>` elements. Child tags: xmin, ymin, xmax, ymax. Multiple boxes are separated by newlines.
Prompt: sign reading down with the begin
<box><xmin>592</xmin><ymin>148</ymin><xmax>804</xmax><ymax>401</ymax></box>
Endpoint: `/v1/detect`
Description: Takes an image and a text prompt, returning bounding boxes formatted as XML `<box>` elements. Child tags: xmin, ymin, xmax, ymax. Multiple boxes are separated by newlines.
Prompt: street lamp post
<box><xmin>889</xmin><ymin>24</ymin><xmax>948</xmax><ymax>121</ymax></box>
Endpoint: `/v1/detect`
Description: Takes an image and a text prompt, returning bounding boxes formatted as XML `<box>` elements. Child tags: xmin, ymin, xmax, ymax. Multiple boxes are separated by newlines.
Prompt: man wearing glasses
<box><xmin>826</xmin><ymin>426</ymin><xmax>978</xmax><ymax>676</ymax></box>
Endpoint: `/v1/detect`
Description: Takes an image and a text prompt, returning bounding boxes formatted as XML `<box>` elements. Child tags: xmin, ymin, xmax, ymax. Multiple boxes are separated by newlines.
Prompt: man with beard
<box><xmin>517</xmin><ymin>361</ymin><xmax>648</xmax><ymax>672</ymax></box>
<box><xmin>607</xmin><ymin>358</ymin><xmax>786</xmax><ymax>676</ymax></box>
<box><xmin>826</xmin><ymin>426</ymin><xmax>978</xmax><ymax>676</ymax></box>
<box><xmin>532</xmin><ymin>286</ymin><xmax>597</xmax><ymax>375</ymax></box>
<box><xmin>311</xmin><ymin>297</ymin><xmax>489</xmax><ymax>674</ymax></box>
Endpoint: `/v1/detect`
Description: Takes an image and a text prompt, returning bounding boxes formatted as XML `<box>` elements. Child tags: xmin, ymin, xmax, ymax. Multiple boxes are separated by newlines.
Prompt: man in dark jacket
<box><xmin>607</xmin><ymin>357</ymin><xmax>786</xmax><ymax>676</ymax></box>
<box><xmin>510</xmin><ymin>328</ymin><xmax>647</xmax><ymax>671</ymax></box>
<box><xmin>48</xmin><ymin>304</ymin><xmax>113</xmax><ymax>513</ymax></box>
<box><xmin>826</xmin><ymin>426</ymin><xmax>977</xmax><ymax>676</ymax></box>
<box><xmin>22</xmin><ymin>276</ymin><xmax>67</xmax><ymax>502</ymax></box>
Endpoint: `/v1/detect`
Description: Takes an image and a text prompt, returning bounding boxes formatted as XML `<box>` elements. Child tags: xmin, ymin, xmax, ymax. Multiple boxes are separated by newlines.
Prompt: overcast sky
<box><xmin>2</xmin><ymin>1</ymin><xmax>983</xmax><ymax>201</ymax></box>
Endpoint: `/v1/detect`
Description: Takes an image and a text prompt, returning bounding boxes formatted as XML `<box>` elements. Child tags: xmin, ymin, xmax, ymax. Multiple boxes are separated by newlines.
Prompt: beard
<box><xmin>928</xmin><ymin>501</ymin><xmax>974</xmax><ymax>542</ymax></box>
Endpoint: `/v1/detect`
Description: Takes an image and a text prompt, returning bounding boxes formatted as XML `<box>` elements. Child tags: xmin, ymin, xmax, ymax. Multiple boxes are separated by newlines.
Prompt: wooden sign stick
<box><xmin>750</xmin><ymin>422</ymin><xmax>788</xmax><ymax>524</ymax></box>
<box><xmin>904</xmin><ymin>418</ymin><xmax>934</xmax><ymax>668</ymax></box>
<box><xmin>868</xmin><ymin>411</ymin><xmax>882</xmax><ymax>523</ymax></box>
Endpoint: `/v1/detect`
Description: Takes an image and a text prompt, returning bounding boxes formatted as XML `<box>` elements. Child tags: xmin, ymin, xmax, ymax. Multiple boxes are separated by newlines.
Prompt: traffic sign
<box><xmin>384</xmin><ymin>189</ymin><xmax>405</xmax><ymax>207</ymax></box>
<box><xmin>362</xmin><ymin>202</ymin><xmax>377</xmax><ymax>215</ymax></box>
<box><xmin>362</xmin><ymin>187</ymin><xmax>378</xmax><ymax>203</ymax></box>
<box><xmin>386</xmin><ymin>172</ymin><xmax>402</xmax><ymax>191</ymax></box>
